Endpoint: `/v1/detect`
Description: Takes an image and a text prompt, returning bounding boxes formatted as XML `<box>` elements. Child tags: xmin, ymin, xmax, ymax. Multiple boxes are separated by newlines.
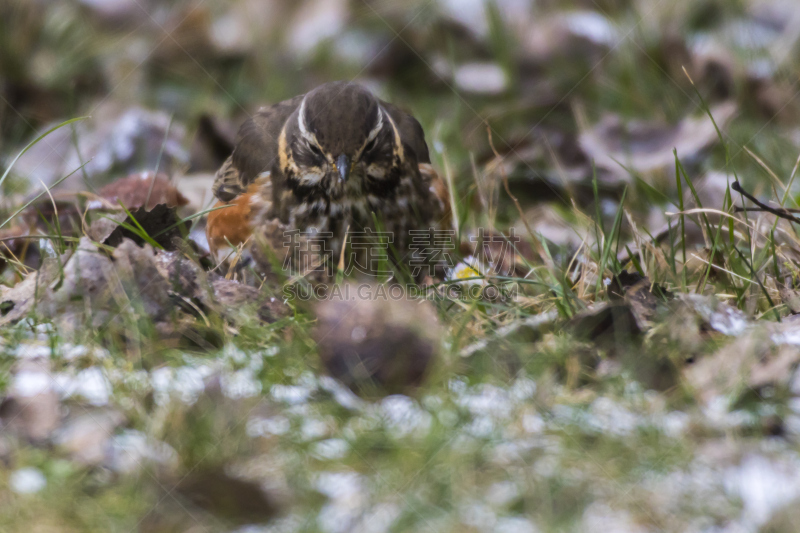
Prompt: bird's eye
<box><xmin>308</xmin><ymin>143</ymin><xmax>325</xmax><ymax>159</ymax></box>
<box><xmin>363</xmin><ymin>137</ymin><xmax>378</xmax><ymax>154</ymax></box>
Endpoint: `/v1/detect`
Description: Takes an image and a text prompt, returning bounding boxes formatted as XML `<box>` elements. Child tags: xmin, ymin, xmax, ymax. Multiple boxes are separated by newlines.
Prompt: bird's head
<box><xmin>279</xmin><ymin>82</ymin><xmax>405</xmax><ymax>200</ymax></box>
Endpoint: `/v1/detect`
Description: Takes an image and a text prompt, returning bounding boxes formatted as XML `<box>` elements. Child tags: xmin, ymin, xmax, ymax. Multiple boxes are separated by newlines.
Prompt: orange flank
<box><xmin>205</xmin><ymin>184</ymin><xmax>259</xmax><ymax>255</ymax></box>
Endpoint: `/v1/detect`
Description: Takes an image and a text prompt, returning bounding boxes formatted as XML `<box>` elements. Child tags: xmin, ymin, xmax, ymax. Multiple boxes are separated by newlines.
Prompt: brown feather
<box><xmin>207</xmin><ymin>82</ymin><xmax>451</xmax><ymax>276</ymax></box>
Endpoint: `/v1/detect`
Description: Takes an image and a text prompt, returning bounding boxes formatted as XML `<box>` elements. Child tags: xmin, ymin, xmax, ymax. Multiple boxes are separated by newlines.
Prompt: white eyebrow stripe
<box><xmin>297</xmin><ymin>97</ymin><xmax>308</xmax><ymax>135</ymax></box>
<box><xmin>370</xmin><ymin>107</ymin><xmax>385</xmax><ymax>140</ymax></box>
<box><xmin>358</xmin><ymin>107</ymin><xmax>385</xmax><ymax>156</ymax></box>
<box><xmin>381</xmin><ymin>107</ymin><xmax>404</xmax><ymax>160</ymax></box>
<box><xmin>297</xmin><ymin>97</ymin><xmax>320</xmax><ymax>146</ymax></box>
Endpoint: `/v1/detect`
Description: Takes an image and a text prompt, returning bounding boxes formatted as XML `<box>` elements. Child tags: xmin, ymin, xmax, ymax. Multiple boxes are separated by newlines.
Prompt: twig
<box><xmin>734</xmin><ymin>207</ymin><xmax>800</xmax><ymax>214</ymax></box>
<box><xmin>486</xmin><ymin>125</ymin><xmax>550</xmax><ymax>266</ymax></box>
<box><xmin>0</xmin><ymin>234</ymin><xmax>78</xmax><ymax>244</ymax></box>
<box><xmin>145</xmin><ymin>114</ymin><xmax>174</xmax><ymax>210</ymax></box>
<box><xmin>731</xmin><ymin>245</ymin><xmax>781</xmax><ymax>323</ymax></box>
<box><xmin>616</xmin><ymin>223</ymin><xmax>673</xmax><ymax>265</ymax></box>
<box><xmin>731</xmin><ymin>181</ymin><xmax>800</xmax><ymax>225</ymax></box>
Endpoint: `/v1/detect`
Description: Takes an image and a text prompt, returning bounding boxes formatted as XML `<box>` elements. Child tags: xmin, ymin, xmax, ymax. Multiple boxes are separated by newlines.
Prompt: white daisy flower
<box><xmin>447</xmin><ymin>255</ymin><xmax>487</xmax><ymax>286</ymax></box>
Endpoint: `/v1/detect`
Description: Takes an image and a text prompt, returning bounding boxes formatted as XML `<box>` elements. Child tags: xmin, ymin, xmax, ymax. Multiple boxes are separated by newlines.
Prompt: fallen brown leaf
<box><xmin>100</xmin><ymin>203</ymin><xmax>187</xmax><ymax>251</ymax></box>
<box><xmin>94</xmin><ymin>171</ymin><xmax>188</xmax><ymax>211</ymax></box>
<box><xmin>579</xmin><ymin>102</ymin><xmax>737</xmax><ymax>182</ymax></box>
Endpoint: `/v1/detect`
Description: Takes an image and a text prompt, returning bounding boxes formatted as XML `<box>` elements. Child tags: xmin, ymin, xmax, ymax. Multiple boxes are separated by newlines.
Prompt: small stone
<box><xmin>9</xmin><ymin>467</ymin><xmax>47</xmax><ymax>494</ymax></box>
<box><xmin>52</xmin><ymin>408</ymin><xmax>126</xmax><ymax>466</ymax></box>
<box><xmin>313</xmin><ymin>285</ymin><xmax>441</xmax><ymax>396</ymax></box>
<box><xmin>105</xmin><ymin>430</ymin><xmax>177</xmax><ymax>474</ymax></box>
<box><xmin>454</xmin><ymin>63</ymin><xmax>508</xmax><ymax>95</ymax></box>
<box><xmin>1</xmin><ymin>359</ymin><xmax>60</xmax><ymax>442</ymax></box>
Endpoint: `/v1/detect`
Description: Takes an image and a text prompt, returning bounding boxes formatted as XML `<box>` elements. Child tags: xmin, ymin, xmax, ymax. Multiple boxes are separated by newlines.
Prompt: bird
<box><xmin>206</xmin><ymin>81</ymin><xmax>450</xmax><ymax>279</ymax></box>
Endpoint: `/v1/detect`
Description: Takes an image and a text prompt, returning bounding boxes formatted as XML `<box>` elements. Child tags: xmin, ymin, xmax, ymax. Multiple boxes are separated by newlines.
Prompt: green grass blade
<box><xmin>596</xmin><ymin>186</ymin><xmax>628</xmax><ymax>298</ymax></box>
<box><xmin>151</xmin><ymin>204</ymin><xmax>232</xmax><ymax>238</ymax></box>
<box><xmin>0</xmin><ymin>160</ymin><xmax>90</xmax><ymax>230</ymax></box>
<box><xmin>111</xmin><ymin>200</ymin><xmax>164</xmax><ymax>249</ymax></box>
<box><xmin>674</xmin><ymin>151</ymin><xmax>687</xmax><ymax>290</ymax></box>
<box><xmin>0</xmin><ymin>116</ymin><xmax>89</xmax><ymax>193</ymax></box>
<box><xmin>101</xmin><ymin>215</ymin><xmax>163</xmax><ymax>250</ymax></box>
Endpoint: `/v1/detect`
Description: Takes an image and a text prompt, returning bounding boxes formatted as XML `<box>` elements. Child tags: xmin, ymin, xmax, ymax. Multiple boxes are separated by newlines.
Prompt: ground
<box><xmin>2</xmin><ymin>0</ymin><xmax>800</xmax><ymax>531</ymax></box>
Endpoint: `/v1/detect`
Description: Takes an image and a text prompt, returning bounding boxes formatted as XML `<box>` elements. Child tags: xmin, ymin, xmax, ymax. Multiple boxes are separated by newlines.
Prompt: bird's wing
<box><xmin>211</xmin><ymin>94</ymin><xmax>304</xmax><ymax>203</ymax></box>
<box><xmin>211</xmin><ymin>156</ymin><xmax>242</xmax><ymax>202</ymax></box>
<box><xmin>380</xmin><ymin>101</ymin><xmax>431</xmax><ymax>165</ymax></box>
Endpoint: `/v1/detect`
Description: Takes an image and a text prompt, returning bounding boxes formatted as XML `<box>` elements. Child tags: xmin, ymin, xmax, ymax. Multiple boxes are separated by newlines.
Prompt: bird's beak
<box><xmin>336</xmin><ymin>154</ymin><xmax>350</xmax><ymax>182</ymax></box>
